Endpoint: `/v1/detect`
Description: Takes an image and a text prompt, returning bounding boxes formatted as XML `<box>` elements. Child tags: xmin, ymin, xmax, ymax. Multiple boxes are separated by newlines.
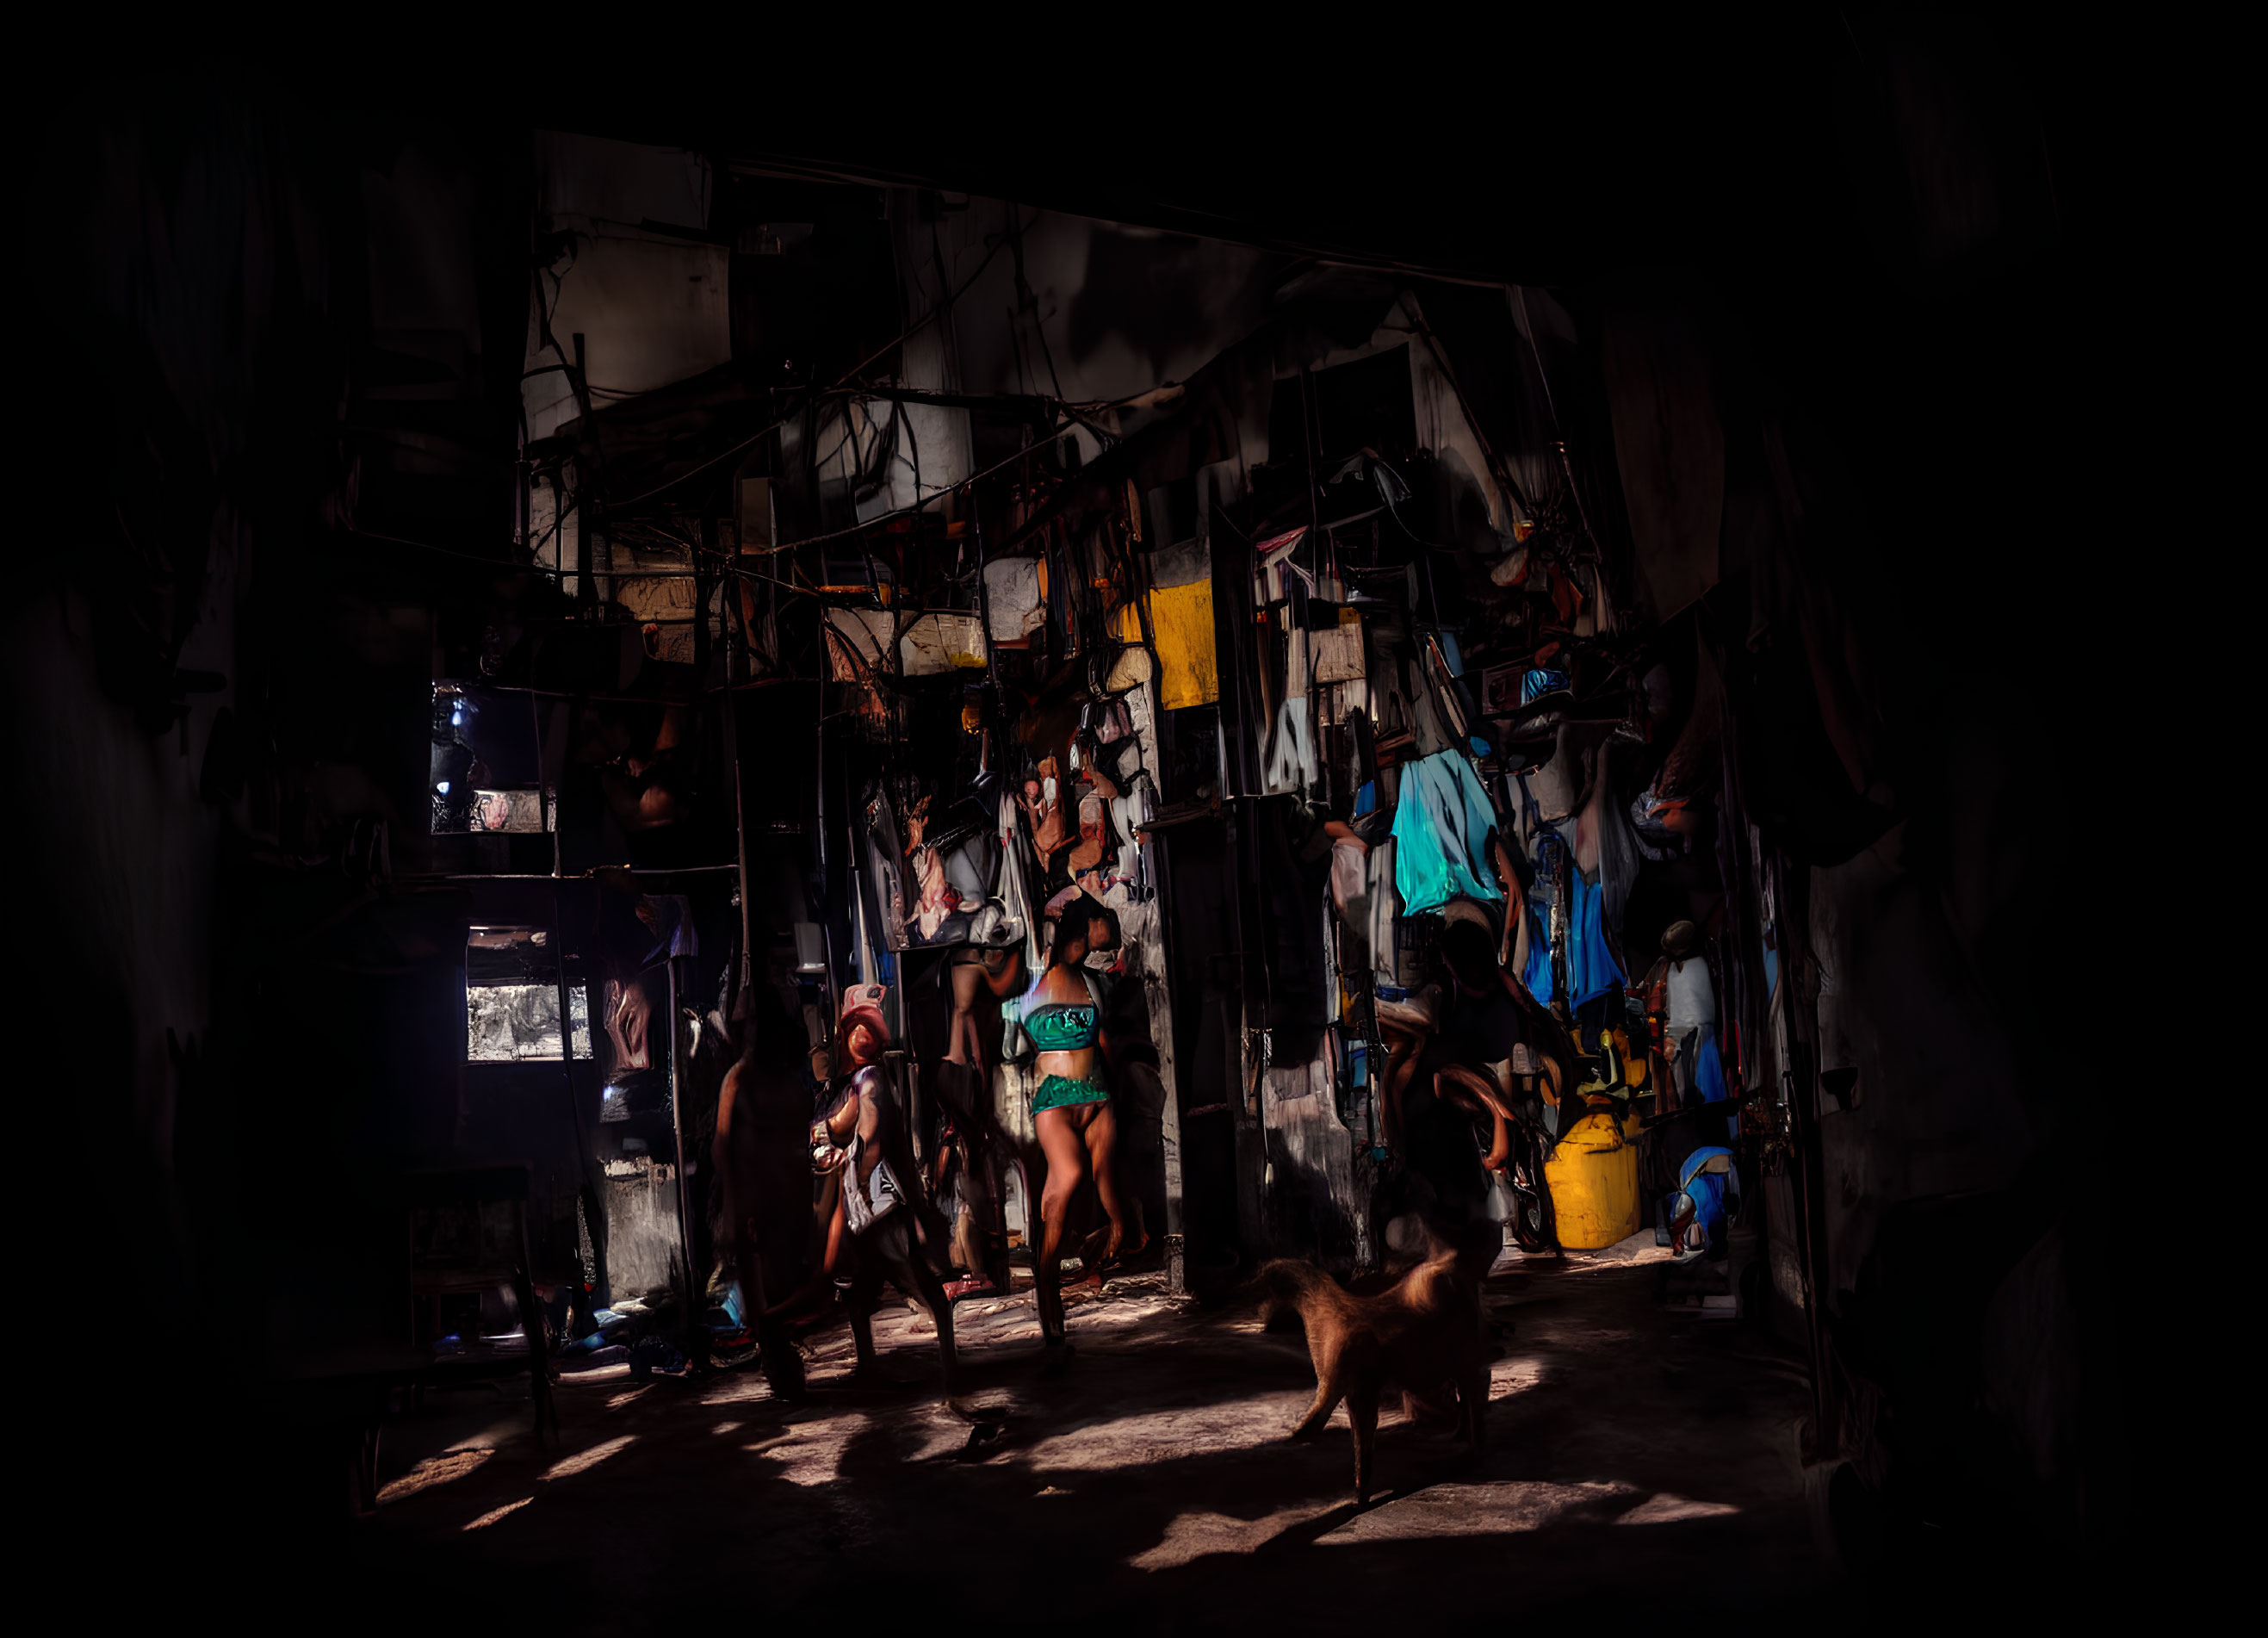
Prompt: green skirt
<box><xmin>1031</xmin><ymin>1073</ymin><xmax>1110</xmax><ymax>1114</ymax></box>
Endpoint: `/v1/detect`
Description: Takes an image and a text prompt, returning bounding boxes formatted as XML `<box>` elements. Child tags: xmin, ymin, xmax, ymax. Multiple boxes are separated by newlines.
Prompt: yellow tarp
<box><xmin>1112</xmin><ymin>583</ymin><xmax>1217</xmax><ymax>710</ymax></box>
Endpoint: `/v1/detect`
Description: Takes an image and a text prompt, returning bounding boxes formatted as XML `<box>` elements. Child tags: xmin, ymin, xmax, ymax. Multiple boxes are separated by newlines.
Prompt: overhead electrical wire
<box><xmin>608</xmin><ymin>223</ymin><xmax>1015</xmax><ymax>510</ymax></box>
<box><xmin>347</xmin><ymin>195</ymin><xmax>1178</xmax><ymax>616</ymax></box>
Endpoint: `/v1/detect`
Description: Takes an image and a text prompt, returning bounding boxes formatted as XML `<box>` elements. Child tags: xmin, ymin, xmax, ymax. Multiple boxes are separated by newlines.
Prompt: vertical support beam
<box><xmin>666</xmin><ymin>955</ymin><xmax>701</xmax><ymax>1356</ymax></box>
<box><xmin>1767</xmin><ymin>845</ymin><xmax>1837</xmax><ymax>1461</ymax></box>
<box><xmin>549</xmin><ymin>881</ymin><xmax>579</xmax><ymax>1334</ymax></box>
<box><xmin>718</xmin><ymin>539</ymin><xmax>774</xmax><ymax>1336</ymax></box>
<box><xmin>1226</xmin><ymin>797</ymin><xmax>1270</xmax><ymax>1257</ymax></box>
<box><xmin>722</xmin><ymin>545</ymin><xmax>756</xmax><ymax>1015</ymax></box>
<box><xmin>1124</xmin><ymin>679</ymin><xmax>1187</xmax><ymax>1293</ymax></box>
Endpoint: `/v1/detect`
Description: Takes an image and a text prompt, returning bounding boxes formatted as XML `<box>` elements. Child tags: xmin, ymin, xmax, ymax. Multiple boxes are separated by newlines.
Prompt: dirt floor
<box><xmin>341</xmin><ymin>1232</ymin><xmax>1837</xmax><ymax>1628</ymax></box>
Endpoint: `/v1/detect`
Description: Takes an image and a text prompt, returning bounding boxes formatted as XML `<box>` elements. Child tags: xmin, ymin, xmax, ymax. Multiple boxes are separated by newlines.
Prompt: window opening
<box><xmin>432</xmin><ymin>684</ymin><xmax>548</xmax><ymax>833</ymax></box>
<box><xmin>467</xmin><ymin>925</ymin><xmax>592</xmax><ymax>1061</ymax></box>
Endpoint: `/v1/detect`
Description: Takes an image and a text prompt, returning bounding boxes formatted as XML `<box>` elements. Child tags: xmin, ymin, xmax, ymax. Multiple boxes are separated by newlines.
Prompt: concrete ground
<box><xmin>344</xmin><ymin>1232</ymin><xmax>1840</xmax><ymax>1628</ymax></box>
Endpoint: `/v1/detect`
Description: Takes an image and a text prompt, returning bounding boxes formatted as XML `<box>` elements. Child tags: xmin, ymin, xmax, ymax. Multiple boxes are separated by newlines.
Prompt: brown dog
<box><xmin>1247</xmin><ymin>1219</ymin><xmax>1501</xmax><ymax>1502</ymax></box>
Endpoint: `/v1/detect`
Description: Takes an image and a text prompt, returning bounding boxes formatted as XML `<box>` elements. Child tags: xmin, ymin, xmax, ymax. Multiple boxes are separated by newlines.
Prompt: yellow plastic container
<box><xmin>1544</xmin><ymin>1101</ymin><xmax>1642</xmax><ymax>1249</ymax></box>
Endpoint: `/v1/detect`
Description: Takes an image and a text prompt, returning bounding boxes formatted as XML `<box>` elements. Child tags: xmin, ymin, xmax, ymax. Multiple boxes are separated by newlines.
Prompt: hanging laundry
<box><xmin>1404</xmin><ymin>654</ymin><xmax>1459</xmax><ymax>758</ymax></box>
<box><xmin>1515</xmin><ymin>868</ymin><xmax>1622</xmax><ymax>1010</ymax></box>
<box><xmin>1309</xmin><ymin>604</ymin><xmax>1366</xmax><ymax>684</ymax></box>
<box><xmin>1666</xmin><ymin>948</ymin><xmax>1715</xmax><ymax>1038</ymax></box>
<box><xmin>995</xmin><ymin>791</ymin><xmax>1043</xmax><ymax>972</ymax></box>
<box><xmin>1691</xmin><ymin>1027</ymin><xmax>1728</xmax><ymax>1105</ymax></box>
<box><xmin>1390</xmin><ymin>749</ymin><xmax>1503</xmax><ymax>915</ymax></box>
<box><xmin>1327</xmin><ymin>824</ymin><xmax>1372</xmax><ymax>972</ymax></box>
<box><xmin>1263</xmin><ymin>696</ymin><xmax>1317</xmax><ymax>793</ymax></box>
<box><xmin>1520</xmin><ymin>731</ymin><xmax>1584</xmax><ymax>826</ymax></box>
<box><xmin>1520</xmin><ymin>898</ymin><xmax>1552</xmax><ymax>1006</ymax></box>
<box><xmin>1566</xmin><ymin>868</ymin><xmax>1626</xmax><ymax>1008</ymax></box>
<box><xmin>1090</xmin><ymin>698</ymin><xmax>1135</xmax><ymax>744</ymax></box>
<box><xmin>1588</xmin><ymin>741</ymin><xmax>1646</xmax><ymax>944</ymax></box>
<box><xmin>1022</xmin><ymin>757</ymin><xmax>1069</xmax><ymax>856</ymax></box>
<box><xmin>862</xmin><ymin>785</ymin><xmax>910</xmax><ymax>945</ymax></box>
<box><xmin>1367</xmin><ymin>835</ymin><xmax>1399</xmax><ymax>985</ymax></box>
<box><xmin>1110</xmin><ymin>772</ymin><xmax>1155</xmax><ymax>888</ymax></box>
<box><xmin>604</xmin><ymin>977</ymin><xmax>652</xmax><ymax>1071</ymax></box>
<box><xmin>1109</xmin><ymin>541</ymin><xmax>1217</xmax><ymax>709</ymax></box>
<box><xmin>1068</xmin><ymin>771</ymin><xmax>1116</xmax><ymax>874</ymax></box>
<box><xmin>983</xmin><ymin>557</ymin><xmax>1045</xmax><ymax>644</ymax></box>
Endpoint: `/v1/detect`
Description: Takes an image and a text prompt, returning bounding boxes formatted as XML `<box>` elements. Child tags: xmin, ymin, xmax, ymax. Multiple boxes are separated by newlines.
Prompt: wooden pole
<box><xmin>1125</xmin><ymin>679</ymin><xmax>1187</xmax><ymax>1294</ymax></box>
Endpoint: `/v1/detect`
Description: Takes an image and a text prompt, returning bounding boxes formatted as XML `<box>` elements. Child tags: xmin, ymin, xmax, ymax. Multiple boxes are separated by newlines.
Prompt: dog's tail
<box><xmin>1405</xmin><ymin>1213</ymin><xmax>1508</xmax><ymax>1284</ymax></box>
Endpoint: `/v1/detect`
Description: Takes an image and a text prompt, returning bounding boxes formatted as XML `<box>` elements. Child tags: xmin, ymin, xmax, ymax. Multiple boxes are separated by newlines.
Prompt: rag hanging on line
<box><xmin>1263</xmin><ymin>696</ymin><xmax>1317</xmax><ymax>792</ymax></box>
<box><xmin>1390</xmin><ymin>749</ymin><xmax>1503</xmax><ymax>915</ymax></box>
<box><xmin>1518</xmin><ymin>867</ymin><xmax>1626</xmax><ymax>1009</ymax></box>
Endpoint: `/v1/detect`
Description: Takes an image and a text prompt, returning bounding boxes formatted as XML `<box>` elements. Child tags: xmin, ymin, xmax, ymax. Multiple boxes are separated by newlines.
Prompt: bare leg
<box><xmin>1383</xmin><ymin>1029</ymin><xmax>1424</xmax><ymax>1149</ymax></box>
<box><xmin>951</xmin><ymin>1196</ymin><xmax>983</xmax><ymax>1275</ymax></box>
<box><xmin>1078</xmin><ymin>1102</ymin><xmax>1143</xmax><ymax>1261</ymax></box>
<box><xmin>724</xmin><ymin>1159</ymin><xmax>801</xmax><ymax>1398</ymax></box>
<box><xmin>895</xmin><ymin>1255</ymin><xmax>962</xmax><ymax>1395</ymax></box>
<box><xmin>846</xmin><ymin>1257</ymin><xmax>887</xmax><ymax>1381</ymax></box>
<box><xmin>766</xmin><ymin>1179</ymin><xmax>847</xmax><ymax>1325</ymax></box>
<box><xmin>1033</xmin><ymin>1111</ymin><xmax>1091</xmax><ymax>1351</ymax></box>
<box><xmin>820</xmin><ymin>1176</ymin><xmax>847</xmax><ymax>1277</ymax></box>
<box><xmin>947</xmin><ymin>960</ymin><xmax>983</xmax><ymax>1068</ymax></box>
<box><xmin>1013</xmin><ymin>1152</ymin><xmax>1065</xmax><ymax>1345</ymax></box>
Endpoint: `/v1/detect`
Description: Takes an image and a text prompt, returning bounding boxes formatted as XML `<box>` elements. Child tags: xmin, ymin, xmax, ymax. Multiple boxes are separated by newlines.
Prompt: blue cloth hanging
<box><xmin>1566</xmin><ymin>871</ymin><xmax>1626</xmax><ymax>1008</ymax></box>
<box><xmin>1521</xmin><ymin>899</ymin><xmax>1552</xmax><ymax>1005</ymax></box>
<box><xmin>1693</xmin><ymin>1027</ymin><xmax>1728</xmax><ymax>1103</ymax></box>
<box><xmin>1515</xmin><ymin>873</ymin><xmax>1623</xmax><ymax>1008</ymax></box>
<box><xmin>1677</xmin><ymin>1145</ymin><xmax>1735</xmax><ymax>1240</ymax></box>
<box><xmin>1391</xmin><ymin>750</ymin><xmax>1503</xmax><ymax>915</ymax></box>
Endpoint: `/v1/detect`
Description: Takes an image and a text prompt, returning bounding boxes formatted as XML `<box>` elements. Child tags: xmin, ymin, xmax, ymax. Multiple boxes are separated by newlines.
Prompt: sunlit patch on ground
<box><xmin>1129</xmin><ymin>1504</ymin><xmax>1320</xmax><ymax>1569</ymax></box>
<box><xmin>376</xmin><ymin>1447</ymin><xmax>492</xmax><ymax>1505</ymax></box>
<box><xmin>1615</xmin><ymin>1492</ymin><xmax>1741</xmax><ymax>1524</ymax></box>
<box><xmin>462</xmin><ymin>1497</ymin><xmax>532</xmax><ymax>1530</ymax></box>
<box><xmin>542</xmin><ymin>1435</ymin><xmax>636</xmax><ymax>1481</ymax></box>
<box><xmin>1316</xmin><ymin>1481</ymin><xmax>1640</xmax><ymax>1544</ymax></box>
<box><xmin>1019</xmin><ymin>1393</ymin><xmax>1291</xmax><ymax>1472</ymax></box>
<box><xmin>700</xmin><ymin>1374</ymin><xmax>777</xmax><ymax>1406</ymax></box>
<box><xmin>358</xmin><ymin>1244</ymin><xmax>1820</xmax><ymax>1617</ymax></box>
<box><xmin>747</xmin><ymin>1415</ymin><xmax>869</xmax><ymax>1486</ymax></box>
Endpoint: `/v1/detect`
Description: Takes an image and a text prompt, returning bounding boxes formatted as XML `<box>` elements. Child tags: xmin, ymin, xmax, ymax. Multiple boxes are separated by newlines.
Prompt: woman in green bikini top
<box><xmin>1008</xmin><ymin>890</ymin><xmax>1145</xmax><ymax>1281</ymax></box>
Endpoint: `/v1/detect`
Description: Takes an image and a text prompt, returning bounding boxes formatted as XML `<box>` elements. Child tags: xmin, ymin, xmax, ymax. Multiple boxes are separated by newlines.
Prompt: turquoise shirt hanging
<box><xmin>1391</xmin><ymin>750</ymin><xmax>1503</xmax><ymax>915</ymax></box>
